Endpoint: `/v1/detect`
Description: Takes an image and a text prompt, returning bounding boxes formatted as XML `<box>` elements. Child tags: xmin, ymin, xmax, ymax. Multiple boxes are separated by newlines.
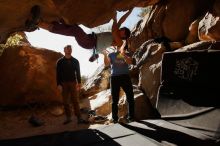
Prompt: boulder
<box><xmin>82</xmin><ymin>65</ymin><xmax>110</xmax><ymax>98</ymax></box>
<box><xmin>198</xmin><ymin>11</ymin><xmax>220</xmax><ymax>41</ymax></box>
<box><xmin>133</xmin><ymin>0</ymin><xmax>214</xmax><ymax>44</ymax></box>
<box><xmin>0</xmin><ymin>44</ymin><xmax>62</xmax><ymax>106</ymax></box>
<box><xmin>138</xmin><ymin>42</ymin><xmax>166</xmax><ymax>107</ymax></box>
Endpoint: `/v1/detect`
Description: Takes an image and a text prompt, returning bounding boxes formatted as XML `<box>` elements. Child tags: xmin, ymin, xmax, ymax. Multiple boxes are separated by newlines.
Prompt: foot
<box><xmin>25</xmin><ymin>5</ymin><xmax>41</xmax><ymax>32</ymax></box>
<box><xmin>126</xmin><ymin>118</ymin><xmax>134</xmax><ymax>123</ymax></box>
<box><xmin>28</xmin><ymin>115</ymin><xmax>44</xmax><ymax>127</ymax></box>
<box><xmin>94</xmin><ymin>116</ymin><xmax>108</xmax><ymax>123</ymax></box>
<box><xmin>63</xmin><ymin>119</ymin><xmax>72</xmax><ymax>125</ymax></box>
<box><xmin>89</xmin><ymin>54</ymin><xmax>99</xmax><ymax>62</ymax></box>
<box><xmin>109</xmin><ymin>119</ymin><xmax>118</xmax><ymax>124</ymax></box>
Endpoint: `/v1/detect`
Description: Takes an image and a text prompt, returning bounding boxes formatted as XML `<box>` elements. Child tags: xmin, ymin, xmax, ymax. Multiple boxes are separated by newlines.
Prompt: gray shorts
<box><xmin>96</xmin><ymin>32</ymin><xmax>113</xmax><ymax>52</ymax></box>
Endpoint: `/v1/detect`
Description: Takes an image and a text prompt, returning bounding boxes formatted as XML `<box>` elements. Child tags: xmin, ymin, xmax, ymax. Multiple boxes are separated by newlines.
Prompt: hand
<box><xmin>113</xmin><ymin>11</ymin><xmax>117</xmax><ymax>21</ymax></box>
<box><xmin>119</xmin><ymin>40</ymin><xmax>126</xmax><ymax>55</ymax></box>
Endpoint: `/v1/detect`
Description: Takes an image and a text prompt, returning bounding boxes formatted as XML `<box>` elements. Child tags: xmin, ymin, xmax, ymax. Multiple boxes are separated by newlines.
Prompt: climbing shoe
<box><xmin>89</xmin><ymin>54</ymin><xmax>99</xmax><ymax>62</ymax></box>
<box><xmin>28</xmin><ymin>115</ymin><xmax>44</xmax><ymax>127</ymax></box>
<box><xmin>25</xmin><ymin>5</ymin><xmax>41</xmax><ymax>32</ymax></box>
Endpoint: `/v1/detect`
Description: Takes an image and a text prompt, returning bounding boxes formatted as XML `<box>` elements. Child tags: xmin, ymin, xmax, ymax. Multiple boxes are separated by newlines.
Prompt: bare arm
<box><xmin>103</xmin><ymin>52</ymin><xmax>110</xmax><ymax>67</ymax></box>
<box><xmin>120</xmin><ymin>40</ymin><xmax>133</xmax><ymax>64</ymax></box>
<box><xmin>117</xmin><ymin>9</ymin><xmax>133</xmax><ymax>27</ymax></box>
<box><xmin>112</xmin><ymin>9</ymin><xmax>133</xmax><ymax>47</ymax></box>
<box><xmin>111</xmin><ymin>12</ymin><xmax>122</xmax><ymax>47</ymax></box>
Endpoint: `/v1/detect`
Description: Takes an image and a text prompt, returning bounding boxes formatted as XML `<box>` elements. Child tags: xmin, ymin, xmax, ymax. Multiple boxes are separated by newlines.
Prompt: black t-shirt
<box><xmin>56</xmin><ymin>56</ymin><xmax>81</xmax><ymax>85</ymax></box>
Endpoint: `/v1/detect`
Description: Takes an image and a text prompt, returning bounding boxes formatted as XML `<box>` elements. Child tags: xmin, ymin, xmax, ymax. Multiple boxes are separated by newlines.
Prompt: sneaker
<box><xmin>25</xmin><ymin>5</ymin><xmax>41</xmax><ymax>31</ymax></box>
<box><xmin>109</xmin><ymin>119</ymin><xmax>118</xmax><ymax>124</ymax></box>
<box><xmin>94</xmin><ymin>116</ymin><xmax>107</xmax><ymax>123</ymax></box>
<box><xmin>63</xmin><ymin>119</ymin><xmax>72</xmax><ymax>125</ymax></box>
<box><xmin>28</xmin><ymin>115</ymin><xmax>44</xmax><ymax>127</ymax></box>
<box><xmin>126</xmin><ymin>118</ymin><xmax>134</xmax><ymax>123</ymax></box>
<box><xmin>89</xmin><ymin>54</ymin><xmax>99</xmax><ymax>62</ymax></box>
<box><xmin>77</xmin><ymin>118</ymin><xmax>89</xmax><ymax>124</ymax></box>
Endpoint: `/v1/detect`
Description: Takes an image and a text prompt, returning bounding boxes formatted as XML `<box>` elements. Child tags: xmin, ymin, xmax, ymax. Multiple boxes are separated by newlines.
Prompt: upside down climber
<box><xmin>25</xmin><ymin>5</ymin><xmax>133</xmax><ymax>62</ymax></box>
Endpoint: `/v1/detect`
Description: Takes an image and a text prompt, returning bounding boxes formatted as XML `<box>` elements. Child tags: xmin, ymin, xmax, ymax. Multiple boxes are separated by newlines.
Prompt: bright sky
<box><xmin>25</xmin><ymin>8</ymin><xmax>142</xmax><ymax>77</ymax></box>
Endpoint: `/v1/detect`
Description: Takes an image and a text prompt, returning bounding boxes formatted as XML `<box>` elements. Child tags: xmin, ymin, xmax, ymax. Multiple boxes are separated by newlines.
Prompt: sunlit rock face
<box><xmin>136</xmin><ymin>42</ymin><xmax>166</xmax><ymax>107</ymax></box>
<box><xmin>0</xmin><ymin>0</ymin><xmax>159</xmax><ymax>43</ymax></box>
<box><xmin>131</xmin><ymin>0</ymin><xmax>214</xmax><ymax>47</ymax></box>
<box><xmin>130</xmin><ymin>14</ymin><xmax>150</xmax><ymax>51</ymax></box>
<box><xmin>0</xmin><ymin>44</ymin><xmax>62</xmax><ymax>106</ymax></box>
<box><xmin>198</xmin><ymin>1</ymin><xmax>220</xmax><ymax>41</ymax></box>
<box><xmin>82</xmin><ymin>65</ymin><xmax>110</xmax><ymax>99</ymax></box>
<box><xmin>81</xmin><ymin>87</ymin><xmax>155</xmax><ymax>121</ymax></box>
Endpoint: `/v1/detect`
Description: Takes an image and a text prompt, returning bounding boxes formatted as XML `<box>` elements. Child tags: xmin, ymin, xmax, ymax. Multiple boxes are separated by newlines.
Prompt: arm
<box><xmin>56</xmin><ymin>60</ymin><xmax>62</xmax><ymax>86</ymax></box>
<box><xmin>103</xmin><ymin>52</ymin><xmax>110</xmax><ymax>67</ymax></box>
<box><xmin>75</xmin><ymin>60</ymin><xmax>82</xmax><ymax>90</ymax></box>
<box><xmin>112</xmin><ymin>9</ymin><xmax>133</xmax><ymax>31</ymax></box>
<box><xmin>120</xmin><ymin>40</ymin><xmax>133</xmax><ymax>64</ymax></box>
<box><xmin>111</xmin><ymin>12</ymin><xmax>122</xmax><ymax>47</ymax></box>
<box><xmin>112</xmin><ymin>9</ymin><xmax>133</xmax><ymax>47</ymax></box>
<box><xmin>75</xmin><ymin>60</ymin><xmax>81</xmax><ymax>84</ymax></box>
<box><xmin>117</xmin><ymin>9</ymin><xmax>133</xmax><ymax>27</ymax></box>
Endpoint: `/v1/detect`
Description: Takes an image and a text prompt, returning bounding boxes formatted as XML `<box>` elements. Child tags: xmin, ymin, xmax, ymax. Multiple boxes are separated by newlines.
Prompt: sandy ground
<box><xmin>0</xmin><ymin>106</ymin><xmax>105</xmax><ymax>140</ymax></box>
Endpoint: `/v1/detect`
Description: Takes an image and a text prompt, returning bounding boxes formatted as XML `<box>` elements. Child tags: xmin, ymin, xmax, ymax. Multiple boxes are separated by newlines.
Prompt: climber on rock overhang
<box><xmin>25</xmin><ymin>5</ymin><xmax>133</xmax><ymax>62</ymax></box>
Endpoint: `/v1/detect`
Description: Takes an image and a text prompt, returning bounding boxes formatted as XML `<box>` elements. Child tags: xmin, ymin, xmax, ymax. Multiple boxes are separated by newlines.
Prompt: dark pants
<box><xmin>61</xmin><ymin>82</ymin><xmax>81</xmax><ymax>119</ymax></box>
<box><xmin>110</xmin><ymin>74</ymin><xmax>135</xmax><ymax>121</ymax></box>
<box><xmin>51</xmin><ymin>22</ymin><xmax>96</xmax><ymax>49</ymax></box>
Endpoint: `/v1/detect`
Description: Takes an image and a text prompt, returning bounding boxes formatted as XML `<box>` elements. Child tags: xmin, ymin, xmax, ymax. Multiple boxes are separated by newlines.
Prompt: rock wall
<box><xmin>130</xmin><ymin>0</ymin><xmax>220</xmax><ymax>108</ymax></box>
<box><xmin>0</xmin><ymin>0</ymin><xmax>159</xmax><ymax>43</ymax></box>
<box><xmin>1</xmin><ymin>0</ymin><xmax>220</xmax><ymax>120</ymax></box>
<box><xmin>0</xmin><ymin>45</ymin><xmax>62</xmax><ymax>106</ymax></box>
<box><xmin>198</xmin><ymin>0</ymin><xmax>220</xmax><ymax>41</ymax></box>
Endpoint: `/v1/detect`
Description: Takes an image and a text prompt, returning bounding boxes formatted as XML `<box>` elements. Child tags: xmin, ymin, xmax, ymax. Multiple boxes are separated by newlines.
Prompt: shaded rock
<box><xmin>174</xmin><ymin>41</ymin><xmax>220</xmax><ymax>52</ymax></box>
<box><xmin>138</xmin><ymin>42</ymin><xmax>166</xmax><ymax>107</ymax></box>
<box><xmin>53</xmin><ymin>0</ymin><xmax>160</xmax><ymax>27</ymax></box>
<box><xmin>49</xmin><ymin>105</ymin><xmax>64</xmax><ymax>116</ymax></box>
<box><xmin>28</xmin><ymin>114</ymin><xmax>44</xmax><ymax>127</ymax></box>
<box><xmin>162</xmin><ymin>0</ymin><xmax>214</xmax><ymax>41</ymax></box>
<box><xmin>185</xmin><ymin>18</ymin><xmax>201</xmax><ymax>44</ymax></box>
<box><xmin>0</xmin><ymin>45</ymin><xmax>62</xmax><ymax>106</ymax></box>
<box><xmin>0</xmin><ymin>0</ymin><xmax>60</xmax><ymax>43</ymax></box>
<box><xmin>131</xmin><ymin>0</ymin><xmax>215</xmax><ymax>46</ymax></box>
<box><xmin>137</xmin><ymin>40</ymin><xmax>220</xmax><ymax>108</ymax></box>
<box><xmin>130</xmin><ymin>13</ymin><xmax>151</xmax><ymax>50</ymax></box>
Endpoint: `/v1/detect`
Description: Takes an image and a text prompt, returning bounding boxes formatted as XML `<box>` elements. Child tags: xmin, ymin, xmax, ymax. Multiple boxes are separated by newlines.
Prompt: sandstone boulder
<box><xmin>0</xmin><ymin>44</ymin><xmax>62</xmax><ymax>106</ymax></box>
